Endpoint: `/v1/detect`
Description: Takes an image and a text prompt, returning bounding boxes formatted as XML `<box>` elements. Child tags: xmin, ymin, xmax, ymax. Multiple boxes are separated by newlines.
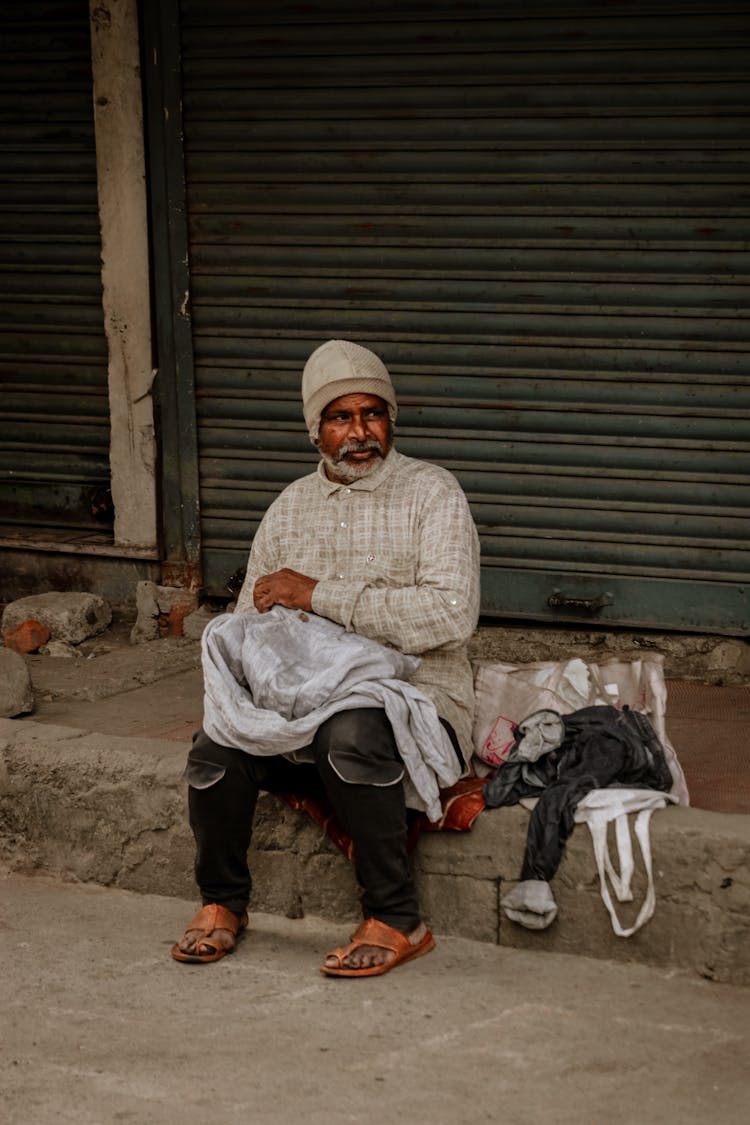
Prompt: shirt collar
<box><xmin>315</xmin><ymin>447</ymin><xmax>400</xmax><ymax>495</ymax></box>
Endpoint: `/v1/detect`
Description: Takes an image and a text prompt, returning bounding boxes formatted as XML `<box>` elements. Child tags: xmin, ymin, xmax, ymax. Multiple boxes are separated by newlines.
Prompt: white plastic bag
<box><xmin>472</xmin><ymin>654</ymin><xmax>689</xmax><ymax>804</ymax></box>
<box><xmin>574</xmin><ymin>787</ymin><xmax>679</xmax><ymax>937</ymax></box>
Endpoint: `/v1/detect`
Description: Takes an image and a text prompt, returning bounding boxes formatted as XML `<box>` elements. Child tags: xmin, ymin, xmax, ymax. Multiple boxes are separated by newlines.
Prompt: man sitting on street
<box><xmin>172</xmin><ymin>338</ymin><xmax>480</xmax><ymax>976</ymax></box>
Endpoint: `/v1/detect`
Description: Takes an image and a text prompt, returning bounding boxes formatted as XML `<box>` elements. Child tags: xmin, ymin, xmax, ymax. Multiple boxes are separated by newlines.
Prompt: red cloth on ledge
<box><xmin>274</xmin><ymin>776</ymin><xmax>486</xmax><ymax>862</ymax></box>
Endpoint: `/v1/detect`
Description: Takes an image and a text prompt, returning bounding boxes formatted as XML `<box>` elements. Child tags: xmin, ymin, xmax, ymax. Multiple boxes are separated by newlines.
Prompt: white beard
<box><xmin>319</xmin><ymin>439</ymin><xmax>386</xmax><ymax>484</ymax></box>
<box><xmin>320</xmin><ymin>449</ymin><xmax>383</xmax><ymax>484</ymax></box>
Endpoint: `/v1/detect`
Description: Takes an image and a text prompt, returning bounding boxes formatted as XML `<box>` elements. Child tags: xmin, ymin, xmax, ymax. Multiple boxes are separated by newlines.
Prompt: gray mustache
<box><xmin>335</xmin><ymin>440</ymin><xmax>384</xmax><ymax>461</ymax></box>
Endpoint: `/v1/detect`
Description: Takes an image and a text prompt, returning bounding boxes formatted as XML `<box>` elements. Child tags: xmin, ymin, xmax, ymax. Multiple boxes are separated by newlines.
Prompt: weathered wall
<box><xmin>0</xmin><ymin>551</ymin><xmax>160</xmax><ymax>612</ymax></box>
<box><xmin>89</xmin><ymin>0</ymin><xmax>157</xmax><ymax>550</ymax></box>
<box><xmin>470</xmin><ymin>623</ymin><xmax>750</xmax><ymax>686</ymax></box>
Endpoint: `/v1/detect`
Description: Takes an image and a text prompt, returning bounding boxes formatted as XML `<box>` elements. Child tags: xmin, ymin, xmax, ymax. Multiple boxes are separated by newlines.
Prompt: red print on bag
<box><xmin>481</xmin><ymin>715</ymin><xmax>517</xmax><ymax>767</ymax></box>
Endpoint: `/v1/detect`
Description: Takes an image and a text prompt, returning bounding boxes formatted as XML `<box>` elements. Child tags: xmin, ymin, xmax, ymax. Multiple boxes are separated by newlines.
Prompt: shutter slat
<box><xmin>180</xmin><ymin>0</ymin><xmax>750</xmax><ymax>631</ymax></box>
<box><xmin>0</xmin><ymin>1</ymin><xmax>111</xmax><ymax>534</ymax></box>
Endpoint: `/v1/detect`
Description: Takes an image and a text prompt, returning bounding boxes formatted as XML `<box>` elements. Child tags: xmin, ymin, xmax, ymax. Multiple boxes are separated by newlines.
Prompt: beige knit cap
<box><xmin>302</xmin><ymin>339</ymin><xmax>397</xmax><ymax>442</ymax></box>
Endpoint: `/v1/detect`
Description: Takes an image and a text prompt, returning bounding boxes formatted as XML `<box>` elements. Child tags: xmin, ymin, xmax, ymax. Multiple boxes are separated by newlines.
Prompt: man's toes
<box><xmin>324</xmin><ymin>940</ymin><xmax>401</xmax><ymax>971</ymax></box>
<box><xmin>178</xmin><ymin>926</ymin><xmax>234</xmax><ymax>956</ymax></box>
<box><xmin>347</xmin><ymin>944</ymin><xmax>395</xmax><ymax>970</ymax></box>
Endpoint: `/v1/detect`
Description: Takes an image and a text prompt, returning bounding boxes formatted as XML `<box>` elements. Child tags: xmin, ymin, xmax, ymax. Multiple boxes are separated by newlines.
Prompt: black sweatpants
<box><xmin>184</xmin><ymin>707</ymin><xmax>458</xmax><ymax>933</ymax></box>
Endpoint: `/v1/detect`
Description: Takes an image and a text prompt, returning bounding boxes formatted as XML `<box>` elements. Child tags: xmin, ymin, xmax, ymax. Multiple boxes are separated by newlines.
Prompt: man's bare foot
<box><xmin>177</xmin><ymin>923</ymin><xmax>238</xmax><ymax>958</ymax></box>
<box><xmin>171</xmin><ymin>903</ymin><xmax>248</xmax><ymax>963</ymax></box>
<box><xmin>323</xmin><ymin>919</ymin><xmax>429</xmax><ymax>973</ymax></box>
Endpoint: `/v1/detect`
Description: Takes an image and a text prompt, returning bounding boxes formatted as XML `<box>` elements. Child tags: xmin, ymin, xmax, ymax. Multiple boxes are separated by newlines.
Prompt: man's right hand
<box><xmin>253</xmin><ymin>568</ymin><xmax>318</xmax><ymax>614</ymax></box>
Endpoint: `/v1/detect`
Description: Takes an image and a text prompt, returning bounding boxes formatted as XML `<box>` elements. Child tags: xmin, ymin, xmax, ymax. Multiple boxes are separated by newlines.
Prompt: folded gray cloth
<box><xmin>201</xmin><ymin>606</ymin><xmax>461</xmax><ymax>822</ymax></box>
<box><xmin>501</xmin><ymin>879</ymin><xmax>558</xmax><ymax>930</ymax></box>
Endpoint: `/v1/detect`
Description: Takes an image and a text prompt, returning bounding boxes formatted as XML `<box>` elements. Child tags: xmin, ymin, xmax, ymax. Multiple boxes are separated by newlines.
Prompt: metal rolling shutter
<box><xmin>179</xmin><ymin>0</ymin><xmax>750</xmax><ymax>633</ymax></box>
<box><xmin>0</xmin><ymin>2</ymin><xmax>112</xmax><ymax>538</ymax></box>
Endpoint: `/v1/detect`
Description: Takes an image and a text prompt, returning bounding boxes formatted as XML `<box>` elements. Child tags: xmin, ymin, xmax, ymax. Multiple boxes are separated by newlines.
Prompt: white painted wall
<box><xmin>89</xmin><ymin>0</ymin><xmax>158</xmax><ymax>551</ymax></box>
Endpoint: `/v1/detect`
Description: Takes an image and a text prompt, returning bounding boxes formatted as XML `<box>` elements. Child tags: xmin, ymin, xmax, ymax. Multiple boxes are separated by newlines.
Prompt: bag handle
<box><xmin>585</xmin><ymin>807</ymin><xmax>659</xmax><ymax>938</ymax></box>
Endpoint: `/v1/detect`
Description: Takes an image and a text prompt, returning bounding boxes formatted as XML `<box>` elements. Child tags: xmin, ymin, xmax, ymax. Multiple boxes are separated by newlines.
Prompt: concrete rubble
<box><xmin>130</xmin><ymin>581</ymin><xmax>200</xmax><ymax>643</ymax></box>
<box><xmin>1</xmin><ymin>591</ymin><xmax>112</xmax><ymax>646</ymax></box>
<box><xmin>39</xmin><ymin>640</ymin><xmax>84</xmax><ymax>659</ymax></box>
<box><xmin>3</xmin><ymin>619</ymin><xmax>51</xmax><ymax>654</ymax></box>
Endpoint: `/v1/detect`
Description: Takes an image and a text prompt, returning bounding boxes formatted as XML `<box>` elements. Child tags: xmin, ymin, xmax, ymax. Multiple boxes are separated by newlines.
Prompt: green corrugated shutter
<box><xmin>0</xmin><ymin>2</ymin><xmax>112</xmax><ymax>536</ymax></box>
<box><xmin>179</xmin><ymin>0</ymin><xmax>750</xmax><ymax>633</ymax></box>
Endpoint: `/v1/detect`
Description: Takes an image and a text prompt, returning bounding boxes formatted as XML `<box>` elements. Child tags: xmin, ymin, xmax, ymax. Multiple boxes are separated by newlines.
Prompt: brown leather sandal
<box><xmin>171</xmin><ymin>902</ymin><xmax>248</xmax><ymax>963</ymax></box>
<box><xmin>320</xmin><ymin>917</ymin><xmax>435</xmax><ymax>977</ymax></box>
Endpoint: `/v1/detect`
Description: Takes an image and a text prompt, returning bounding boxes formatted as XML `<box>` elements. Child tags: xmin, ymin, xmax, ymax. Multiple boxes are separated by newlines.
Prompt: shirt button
<box><xmin>340</xmin><ymin>521</ymin><xmax>348</xmax><ymax>529</ymax></box>
<box><xmin>366</xmin><ymin>553</ymin><xmax>375</xmax><ymax>563</ymax></box>
<box><xmin>450</xmin><ymin>599</ymin><xmax>458</xmax><ymax>606</ymax></box>
<box><xmin>338</xmin><ymin>573</ymin><xmax>345</xmax><ymax>579</ymax></box>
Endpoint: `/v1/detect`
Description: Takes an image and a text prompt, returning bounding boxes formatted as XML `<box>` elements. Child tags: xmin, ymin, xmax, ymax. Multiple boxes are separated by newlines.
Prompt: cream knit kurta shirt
<box><xmin>234</xmin><ymin>448</ymin><xmax>481</xmax><ymax>763</ymax></box>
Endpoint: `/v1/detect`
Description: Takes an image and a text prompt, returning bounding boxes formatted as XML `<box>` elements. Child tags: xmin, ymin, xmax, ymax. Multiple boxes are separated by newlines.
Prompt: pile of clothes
<box><xmin>484</xmin><ymin>704</ymin><xmax>677</xmax><ymax>934</ymax></box>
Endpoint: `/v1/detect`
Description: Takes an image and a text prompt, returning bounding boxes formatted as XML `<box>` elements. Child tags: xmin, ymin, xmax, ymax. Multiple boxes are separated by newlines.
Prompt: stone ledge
<box><xmin>0</xmin><ymin>718</ymin><xmax>747</xmax><ymax>984</ymax></box>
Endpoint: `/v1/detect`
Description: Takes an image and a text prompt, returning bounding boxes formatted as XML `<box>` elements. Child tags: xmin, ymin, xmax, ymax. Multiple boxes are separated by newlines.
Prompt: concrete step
<box><xmin>1</xmin><ymin>716</ymin><xmax>748</xmax><ymax>985</ymax></box>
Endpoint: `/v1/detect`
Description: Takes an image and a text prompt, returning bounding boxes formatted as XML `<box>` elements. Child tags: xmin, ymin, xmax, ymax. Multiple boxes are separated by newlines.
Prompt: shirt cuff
<box><xmin>311</xmin><ymin>578</ymin><xmax>367</xmax><ymax>631</ymax></box>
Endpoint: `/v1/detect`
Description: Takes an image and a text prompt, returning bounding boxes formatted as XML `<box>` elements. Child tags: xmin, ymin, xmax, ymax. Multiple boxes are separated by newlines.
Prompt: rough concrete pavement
<box><xmin>1</xmin><ymin>869</ymin><xmax>749</xmax><ymax>1125</ymax></box>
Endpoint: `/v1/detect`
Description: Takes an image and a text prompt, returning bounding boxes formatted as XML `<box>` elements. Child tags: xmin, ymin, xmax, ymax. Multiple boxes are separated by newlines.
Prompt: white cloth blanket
<box><xmin>201</xmin><ymin>607</ymin><xmax>461</xmax><ymax>822</ymax></box>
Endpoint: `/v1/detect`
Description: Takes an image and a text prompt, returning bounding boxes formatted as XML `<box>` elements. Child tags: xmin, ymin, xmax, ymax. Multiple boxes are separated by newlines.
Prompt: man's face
<box><xmin>317</xmin><ymin>393</ymin><xmax>393</xmax><ymax>483</ymax></box>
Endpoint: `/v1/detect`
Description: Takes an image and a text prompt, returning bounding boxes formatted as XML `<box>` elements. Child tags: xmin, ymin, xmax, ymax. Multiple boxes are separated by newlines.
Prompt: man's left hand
<box><xmin>253</xmin><ymin>568</ymin><xmax>318</xmax><ymax>614</ymax></box>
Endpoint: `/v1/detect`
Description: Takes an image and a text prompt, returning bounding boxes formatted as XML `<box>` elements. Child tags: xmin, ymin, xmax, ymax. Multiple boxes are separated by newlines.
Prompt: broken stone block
<box><xmin>0</xmin><ymin>648</ymin><xmax>34</xmax><ymax>716</ymax></box>
<box><xmin>1</xmin><ymin>592</ymin><xmax>112</xmax><ymax>645</ymax></box>
<box><xmin>130</xmin><ymin>581</ymin><xmax>199</xmax><ymax>643</ymax></box>
<box><xmin>130</xmin><ymin>581</ymin><xmax>160</xmax><ymax>643</ymax></box>
<box><xmin>3</xmin><ymin>619</ymin><xmax>51</xmax><ymax>654</ymax></box>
